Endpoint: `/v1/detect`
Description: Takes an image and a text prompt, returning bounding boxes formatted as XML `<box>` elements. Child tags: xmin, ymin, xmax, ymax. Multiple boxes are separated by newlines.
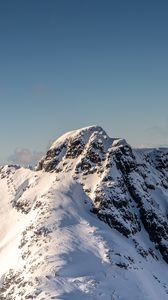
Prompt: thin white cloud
<box><xmin>8</xmin><ymin>148</ymin><xmax>44</xmax><ymax>167</ymax></box>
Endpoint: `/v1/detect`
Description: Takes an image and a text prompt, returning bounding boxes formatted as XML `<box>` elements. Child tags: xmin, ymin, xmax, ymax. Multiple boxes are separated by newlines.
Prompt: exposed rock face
<box><xmin>1</xmin><ymin>126</ymin><xmax>168</xmax><ymax>299</ymax></box>
<box><xmin>37</xmin><ymin>126</ymin><xmax>168</xmax><ymax>263</ymax></box>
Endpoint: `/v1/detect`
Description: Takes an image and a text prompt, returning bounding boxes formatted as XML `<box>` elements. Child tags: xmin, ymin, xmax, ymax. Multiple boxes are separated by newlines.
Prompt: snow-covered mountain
<box><xmin>0</xmin><ymin>125</ymin><xmax>168</xmax><ymax>300</ymax></box>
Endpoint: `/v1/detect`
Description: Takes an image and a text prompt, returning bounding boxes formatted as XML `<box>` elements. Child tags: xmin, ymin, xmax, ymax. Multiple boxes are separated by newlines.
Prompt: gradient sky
<box><xmin>0</xmin><ymin>0</ymin><xmax>168</xmax><ymax>164</ymax></box>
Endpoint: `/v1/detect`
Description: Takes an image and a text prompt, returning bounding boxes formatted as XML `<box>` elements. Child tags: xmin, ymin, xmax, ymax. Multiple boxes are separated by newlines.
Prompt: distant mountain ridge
<box><xmin>0</xmin><ymin>125</ymin><xmax>168</xmax><ymax>299</ymax></box>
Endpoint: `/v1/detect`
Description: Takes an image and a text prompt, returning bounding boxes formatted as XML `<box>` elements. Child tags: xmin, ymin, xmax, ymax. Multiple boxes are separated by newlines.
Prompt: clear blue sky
<box><xmin>0</xmin><ymin>0</ymin><xmax>168</xmax><ymax>164</ymax></box>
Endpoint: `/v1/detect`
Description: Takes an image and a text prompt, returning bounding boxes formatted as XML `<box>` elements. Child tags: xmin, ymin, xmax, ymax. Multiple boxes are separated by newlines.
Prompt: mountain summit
<box><xmin>0</xmin><ymin>126</ymin><xmax>168</xmax><ymax>299</ymax></box>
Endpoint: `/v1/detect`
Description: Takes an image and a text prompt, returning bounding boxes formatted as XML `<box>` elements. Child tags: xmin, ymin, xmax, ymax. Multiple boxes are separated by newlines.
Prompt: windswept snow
<box><xmin>0</xmin><ymin>126</ymin><xmax>168</xmax><ymax>299</ymax></box>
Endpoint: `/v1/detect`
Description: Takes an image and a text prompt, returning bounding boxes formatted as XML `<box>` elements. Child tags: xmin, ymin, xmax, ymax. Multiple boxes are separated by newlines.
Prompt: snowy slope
<box><xmin>0</xmin><ymin>125</ymin><xmax>168</xmax><ymax>299</ymax></box>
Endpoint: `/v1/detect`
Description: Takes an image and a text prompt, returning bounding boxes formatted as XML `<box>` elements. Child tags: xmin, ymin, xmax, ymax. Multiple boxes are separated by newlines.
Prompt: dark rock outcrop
<box><xmin>36</xmin><ymin>125</ymin><xmax>168</xmax><ymax>264</ymax></box>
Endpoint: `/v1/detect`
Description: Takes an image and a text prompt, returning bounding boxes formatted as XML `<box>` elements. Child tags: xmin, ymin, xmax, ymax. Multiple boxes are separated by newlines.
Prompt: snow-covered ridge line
<box><xmin>0</xmin><ymin>125</ymin><xmax>168</xmax><ymax>299</ymax></box>
<box><xmin>37</xmin><ymin>126</ymin><xmax>168</xmax><ymax>263</ymax></box>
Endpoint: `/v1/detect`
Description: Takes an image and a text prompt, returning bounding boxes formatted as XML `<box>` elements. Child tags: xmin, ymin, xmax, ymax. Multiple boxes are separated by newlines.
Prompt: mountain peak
<box><xmin>36</xmin><ymin>125</ymin><xmax>126</xmax><ymax>172</ymax></box>
<box><xmin>1</xmin><ymin>127</ymin><xmax>168</xmax><ymax>299</ymax></box>
<box><xmin>36</xmin><ymin>126</ymin><xmax>168</xmax><ymax>266</ymax></box>
<box><xmin>50</xmin><ymin>125</ymin><xmax>107</xmax><ymax>149</ymax></box>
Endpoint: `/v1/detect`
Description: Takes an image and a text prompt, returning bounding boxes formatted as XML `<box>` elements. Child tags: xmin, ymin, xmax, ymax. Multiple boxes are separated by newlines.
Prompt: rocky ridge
<box><xmin>0</xmin><ymin>125</ymin><xmax>168</xmax><ymax>299</ymax></box>
<box><xmin>38</xmin><ymin>125</ymin><xmax>168</xmax><ymax>264</ymax></box>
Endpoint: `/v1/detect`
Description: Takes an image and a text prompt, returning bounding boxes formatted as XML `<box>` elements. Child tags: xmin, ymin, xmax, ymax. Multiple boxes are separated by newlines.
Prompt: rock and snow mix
<box><xmin>0</xmin><ymin>125</ymin><xmax>168</xmax><ymax>299</ymax></box>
